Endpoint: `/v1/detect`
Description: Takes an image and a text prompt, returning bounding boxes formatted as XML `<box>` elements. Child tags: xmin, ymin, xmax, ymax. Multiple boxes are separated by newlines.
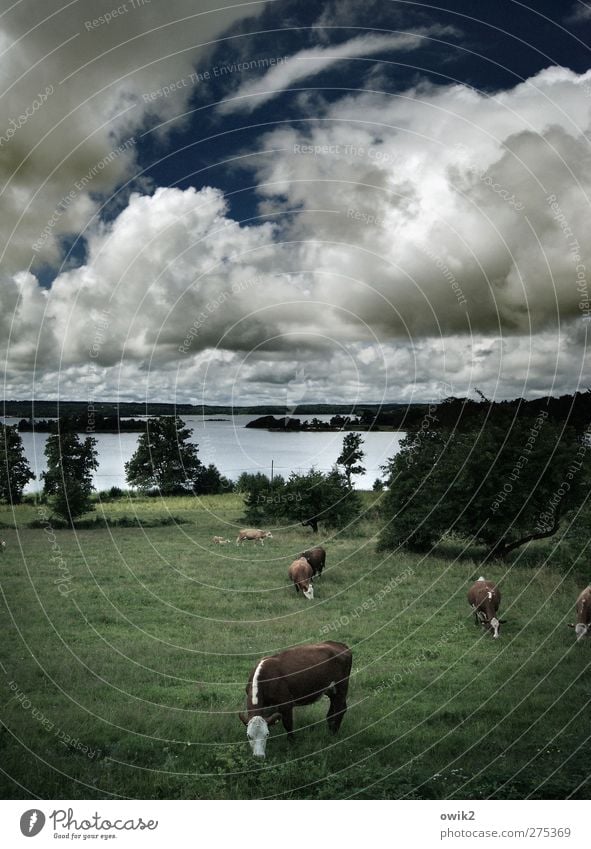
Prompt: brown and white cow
<box><xmin>568</xmin><ymin>586</ymin><xmax>591</xmax><ymax>642</ymax></box>
<box><xmin>467</xmin><ymin>576</ymin><xmax>505</xmax><ymax>639</ymax></box>
<box><xmin>239</xmin><ymin>641</ymin><xmax>352</xmax><ymax>757</ymax></box>
<box><xmin>300</xmin><ymin>546</ymin><xmax>326</xmax><ymax>577</ymax></box>
<box><xmin>212</xmin><ymin>536</ymin><xmax>230</xmax><ymax>544</ymax></box>
<box><xmin>236</xmin><ymin>528</ymin><xmax>273</xmax><ymax>546</ymax></box>
<box><xmin>288</xmin><ymin>557</ymin><xmax>314</xmax><ymax>600</ymax></box>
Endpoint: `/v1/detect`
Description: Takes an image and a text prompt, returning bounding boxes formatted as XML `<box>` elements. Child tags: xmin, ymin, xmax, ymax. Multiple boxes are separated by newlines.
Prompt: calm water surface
<box><xmin>4</xmin><ymin>416</ymin><xmax>405</xmax><ymax>492</ymax></box>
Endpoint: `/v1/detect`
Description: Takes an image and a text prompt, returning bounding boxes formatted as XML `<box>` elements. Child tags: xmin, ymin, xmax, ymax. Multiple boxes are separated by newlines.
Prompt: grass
<box><xmin>0</xmin><ymin>493</ymin><xmax>590</xmax><ymax>800</ymax></box>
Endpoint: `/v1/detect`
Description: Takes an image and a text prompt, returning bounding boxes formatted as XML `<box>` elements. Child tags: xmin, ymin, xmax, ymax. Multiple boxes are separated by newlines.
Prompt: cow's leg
<box><xmin>327</xmin><ymin>694</ymin><xmax>347</xmax><ymax>734</ymax></box>
<box><xmin>281</xmin><ymin>707</ymin><xmax>294</xmax><ymax>739</ymax></box>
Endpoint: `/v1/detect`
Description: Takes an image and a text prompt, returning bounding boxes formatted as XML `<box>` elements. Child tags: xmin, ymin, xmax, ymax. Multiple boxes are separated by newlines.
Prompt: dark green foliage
<box><xmin>238</xmin><ymin>472</ymin><xmax>286</xmax><ymax>523</ymax></box>
<box><xmin>239</xmin><ymin>467</ymin><xmax>361</xmax><ymax>532</ymax></box>
<box><xmin>336</xmin><ymin>432</ymin><xmax>366</xmax><ymax>487</ymax></box>
<box><xmin>372</xmin><ymin>478</ymin><xmax>384</xmax><ymax>491</ymax></box>
<box><xmin>41</xmin><ymin>429</ymin><xmax>98</xmax><ymax>526</ymax></box>
<box><xmin>0</xmin><ymin>424</ymin><xmax>35</xmax><ymax>504</ymax></box>
<box><xmin>193</xmin><ymin>464</ymin><xmax>234</xmax><ymax>495</ymax></box>
<box><xmin>125</xmin><ymin>416</ymin><xmax>204</xmax><ymax>494</ymax></box>
<box><xmin>378</xmin><ymin>413</ymin><xmax>590</xmax><ymax>558</ymax></box>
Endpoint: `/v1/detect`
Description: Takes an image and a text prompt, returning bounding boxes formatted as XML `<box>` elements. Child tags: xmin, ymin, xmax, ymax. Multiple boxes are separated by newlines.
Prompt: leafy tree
<box><xmin>42</xmin><ymin>429</ymin><xmax>98</xmax><ymax>526</ymax></box>
<box><xmin>337</xmin><ymin>432</ymin><xmax>366</xmax><ymax>487</ymax></box>
<box><xmin>193</xmin><ymin>464</ymin><xmax>234</xmax><ymax>495</ymax></box>
<box><xmin>125</xmin><ymin>416</ymin><xmax>204</xmax><ymax>494</ymax></box>
<box><xmin>372</xmin><ymin>478</ymin><xmax>384</xmax><ymax>492</ymax></box>
<box><xmin>281</xmin><ymin>468</ymin><xmax>361</xmax><ymax>533</ymax></box>
<box><xmin>378</xmin><ymin>414</ymin><xmax>590</xmax><ymax>559</ymax></box>
<box><xmin>239</xmin><ymin>472</ymin><xmax>286</xmax><ymax>523</ymax></box>
<box><xmin>0</xmin><ymin>424</ymin><xmax>35</xmax><ymax>504</ymax></box>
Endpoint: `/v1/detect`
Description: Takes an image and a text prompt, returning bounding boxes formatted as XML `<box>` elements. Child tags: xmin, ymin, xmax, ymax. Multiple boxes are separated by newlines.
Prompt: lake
<box><xmin>3</xmin><ymin>416</ymin><xmax>405</xmax><ymax>492</ymax></box>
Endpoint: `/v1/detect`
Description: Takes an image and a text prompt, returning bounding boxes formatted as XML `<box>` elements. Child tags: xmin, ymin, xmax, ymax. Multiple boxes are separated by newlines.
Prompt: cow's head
<box><xmin>568</xmin><ymin>623</ymin><xmax>590</xmax><ymax>641</ymax></box>
<box><xmin>265</xmin><ymin>532</ymin><xmax>273</xmax><ymax>539</ymax></box>
<box><xmin>239</xmin><ymin>712</ymin><xmax>281</xmax><ymax>758</ymax></box>
<box><xmin>303</xmin><ymin>583</ymin><xmax>314</xmax><ymax>600</ymax></box>
<box><xmin>478</xmin><ymin>610</ymin><xmax>506</xmax><ymax>638</ymax></box>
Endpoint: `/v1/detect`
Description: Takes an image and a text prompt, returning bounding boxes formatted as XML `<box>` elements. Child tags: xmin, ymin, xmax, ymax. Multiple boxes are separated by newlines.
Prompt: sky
<box><xmin>1</xmin><ymin>0</ymin><xmax>591</xmax><ymax>407</ymax></box>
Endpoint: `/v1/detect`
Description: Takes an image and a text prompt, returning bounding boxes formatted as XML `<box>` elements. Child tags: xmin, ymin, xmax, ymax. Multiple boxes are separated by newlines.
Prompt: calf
<box><xmin>236</xmin><ymin>528</ymin><xmax>273</xmax><ymax>546</ymax></box>
<box><xmin>300</xmin><ymin>546</ymin><xmax>326</xmax><ymax>577</ymax></box>
<box><xmin>212</xmin><ymin>536</ymin><xmax>230</xmax><ymax>544</ymax></box>
<box><xmin>239</xmin><ymin>641</ymin><xmax>352</xmax><ymax>757</ymax></box>
<box><xmin>568</xmin><ymin>586</ymin><xmax>591</xmax><ymax>642</ymax></box>
<box><xmin>288</xmin><ymin>557</ymin><xmax>314</xmax><ymax>600</ymax></box>
<box><xmin>467</xmin><ymin>577</ymin><xmax>505</xmax><ymax>639</ymax></box>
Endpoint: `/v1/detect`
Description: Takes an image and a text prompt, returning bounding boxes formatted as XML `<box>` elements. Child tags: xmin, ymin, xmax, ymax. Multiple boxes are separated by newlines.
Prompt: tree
<box><xmin>0</xmin><ymin>424</ymin><xmax>35</xmax><ymax>504</ymax></box>
<box><xmin>125</xmin><ymin>416</ymin><xmax>204</xmax><ymax>494</ymax></box>
<box><xmin>42</xmin><ymin>429</ymin><xmax>98</xmax><ymax>526</ymax></box>
<box><xmin>193</xmin><ymin>464</ymin><xmax>234</xmax><ymax>495</ymax></box>
<box><xmin>378</xmin><ymin>413</ymin><xmax>590</xmax><ymax>559</ymax></box>
<box><xmin>337</xmin><ymin>432</ymin><xmax>366</xmax><ymax>488</ymax></box>
<box><xmin>281</xmin><ymin>468</ymin><xmax>361</xmax><ymax>533</ymax></box>
<box><xmin>239</xmin><ymin>472</ymin><xmax>286</xmax><ymax>523</ymax></box>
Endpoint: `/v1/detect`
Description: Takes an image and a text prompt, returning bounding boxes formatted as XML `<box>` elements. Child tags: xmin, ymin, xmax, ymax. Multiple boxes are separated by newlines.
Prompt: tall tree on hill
<box><xmin>42</xmin><ymin>429</ymin><xmax>98</xmax><ymax>526</ymax></box>
<box><xmin>0</xmin><ymin>424</ymin><xmax>35</xmax><ymax>504</ymax></box>
<box><xmin>125</xmin><ymin>416</ymin><xmax>205</xmax><ymax>494</ymax></box>
<box><xmin>337</xmin><ymin>432</ymin><xmax>366</xmax><ymax>488</ymax></box>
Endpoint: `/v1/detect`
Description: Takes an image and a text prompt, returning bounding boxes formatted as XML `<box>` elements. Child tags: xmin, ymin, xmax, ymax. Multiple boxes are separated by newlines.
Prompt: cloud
<box><xmin>3</xmin><ymin>60</ymin><xmax>591</xmax><ymax>403</ymax></box>
<box><xmin>0</xmin><ymin>0</ymin><xmax>266</xmax><ymax>275</ymax></box>
<box><xmin>217</xmin><ymin>27</ymin><xmax>458</xmax><ymax>114</ymax></box>
<box><xmin>565</xmin><ymin>3</ymin><xmax>591</xmax><ymax>23</ymax></box>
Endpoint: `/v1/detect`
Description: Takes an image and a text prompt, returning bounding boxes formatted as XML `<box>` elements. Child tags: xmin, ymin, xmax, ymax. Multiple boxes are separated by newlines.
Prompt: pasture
<box><xmin>0</xmin><ymin>492</ymin><xmax>589</xmax><ymax>800</ymax></box>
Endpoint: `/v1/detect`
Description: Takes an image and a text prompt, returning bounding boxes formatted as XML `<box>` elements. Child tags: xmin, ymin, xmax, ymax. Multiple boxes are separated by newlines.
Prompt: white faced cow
<box><xmin>212</xmin><ymin>536</ymin><xmax>230</xmax><ymax>544</ymax></box>
<box><xmin>236</xmin><ymin>528</ymin><xmax>273</xmax><ymax>546</ymax></box>
<box><xmin>568</xmin><ymin>586</ymin><xmax>591</xmax><ymax>642</ymax></box>
<box><xmin>300</xmin><ymin>546</ymin><xmax>326</xmax><ymax>577</ymax></box>
<box><xmin>239</xmin><ymin>641</ymin><xmax>352</xmax><ymax>758</ymax></box>
<box><xmin>468</xmin><ymin>577</ymin><xmax>505</xmax><ymax>639</ymax></box>
<box><xmin>288</xmin><ymin>557</ymin><xmax>314</xmax><ymax>600</ymax></box>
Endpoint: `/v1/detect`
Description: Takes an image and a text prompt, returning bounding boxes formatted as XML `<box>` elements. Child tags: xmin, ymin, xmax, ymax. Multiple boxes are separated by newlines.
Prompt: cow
<box><xmin>568</xmin><ymin>586</ymin><xmax>591</xmax><ymax>642</ymax></box>
<box><xmin>0</xmin><ymin>540</ymin><xmax>5</xmax><ymax>553</ymax></box>
<box><xmin>212</xmin><ymin>536</ymin><xmax>230</xmax><ymax>544</ymax></box>
<box><xmin>236</xmin><ymin>528</ymin><xmax>273</xmax><ymax>546</ymax></box>
<box><xmin>239</xmin><ymin>641</ymin><xmax>352</xmax><ymax>758</ymax></box>
<box><xmin>467</xmin><ymin>577</ymin><xmax>505</xmax><ymax>639</ymax></box>
<box><xmin>288</xmin><ymin>557</ymin><xmax>314</xmax><ymax>600</ymax></box>
<box><xmin>300</xmin><ymin>546</ymin><xmax>326</xmax><ymax>577</ymax></box>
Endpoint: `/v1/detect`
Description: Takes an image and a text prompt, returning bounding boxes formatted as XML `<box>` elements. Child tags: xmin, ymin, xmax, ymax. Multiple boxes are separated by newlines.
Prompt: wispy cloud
<box><xmin>565</xmin><ymin>3</ymin><xmax>591</xmax><ymax>23</ymax></box>
<box><xmin>217</xmin><ymin>27</ymin><xmax>458</xmax><ymax>115</ymax></box>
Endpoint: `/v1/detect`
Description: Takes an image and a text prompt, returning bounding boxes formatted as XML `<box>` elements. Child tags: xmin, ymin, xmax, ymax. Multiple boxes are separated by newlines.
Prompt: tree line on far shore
<box><xmin>1</xmin><ymin>400</ymin><xmax>589</xmax><ymax>560</ymax></box>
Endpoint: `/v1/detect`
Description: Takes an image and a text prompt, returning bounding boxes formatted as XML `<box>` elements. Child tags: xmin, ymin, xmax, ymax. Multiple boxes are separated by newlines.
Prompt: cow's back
<box><xmin>576</xmin><ymin>586</ymin><xmax>591</xmax><ymax>624</ymax></box>
<box><xmin>260</xmin><ymin>642</ymin><xmax>351</xmax><ymax>704</ymax></box>
<box><xmin>468</xmin><ymin>580</ymin><xmax>499</xmax><ymax>609</ymax></box>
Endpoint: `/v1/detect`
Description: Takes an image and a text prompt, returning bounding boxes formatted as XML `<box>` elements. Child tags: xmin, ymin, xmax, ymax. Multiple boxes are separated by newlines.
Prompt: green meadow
<box><xmin>0</xmin><ymin>492</ymin><xmax>589</xmax><ymax>800</ymax></box>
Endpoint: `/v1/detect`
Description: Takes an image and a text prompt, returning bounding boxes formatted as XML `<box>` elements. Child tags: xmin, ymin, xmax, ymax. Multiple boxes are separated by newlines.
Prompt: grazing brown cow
<box><xmin>239</xmin><ymin>641</ymin><xmax>352</xmax><ymax>757</ymax></box>
<box><xmin>288</xmin><ymin>557</ymin><xmax>314</xmax><ymax>600</ymax></box>
<box><xmin>467</xmin><ymin>577</ymin><xmax>505</xmax><ymax>639</ymax></box>
<box><xmin>300</xmin><ymin>546</ymin><xmax>326</xmax><ymax>577</ymax></box>
<box><xmin>236</xmin><ymin>528</ymin><xmax>273</xmax><ymax>546</ymax></box>
<box><xmin>212</xmin><ymin>536</ymin><xmax>230</xmax><ymax>544</ymax></box>
<box><xmin>568</xmin><ymin>586</ymin><xmax>591</xmax><ymax>642</ymax></box>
